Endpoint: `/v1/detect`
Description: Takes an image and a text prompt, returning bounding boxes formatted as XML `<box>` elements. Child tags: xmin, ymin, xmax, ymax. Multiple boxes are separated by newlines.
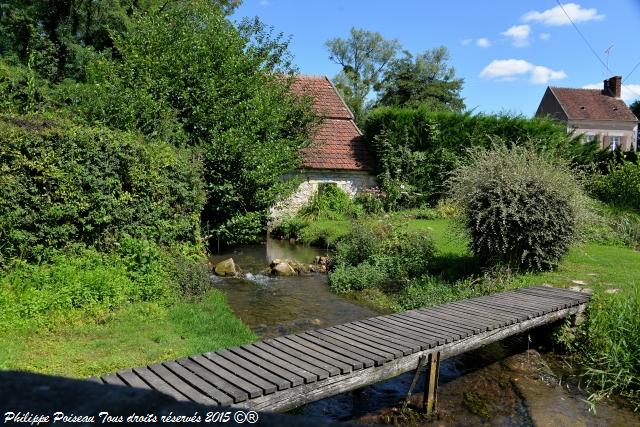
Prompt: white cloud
<box><xmin>476</xmin><ymin>38</ymin><xmax>491</xmax><ymax>48</ymax></box>
<box><xmin>539</xmin><ymin>32</ymin><xmax>551</xmax><ymax>40</ymax></box>
<box><xmin>480</xmin><ymin>59</ymin><xmax>567</xmax><ymax>84</ymax></box>
<box><xmin>583</xmin><ymin>82</ymin><xmax>640</xmax><ymax>102</ymax></box>
<box><xmin>502</xmin><ymin>25</ymin><xmax>531</xmax><ymax>47</ymax></box>
<box><xmin>461</xmin><ymin>38</ymin><xmax>473</xmax><ymax>46</ymax></box>
<box><xmin>522</xmin><ymin>3</ymin><xmax>604</xmax><ymax>26</ymax></box>
<box><xmin>530</xmin><ymin>66</ymin><xmax>567</xmax><ymax>84</ymax></box>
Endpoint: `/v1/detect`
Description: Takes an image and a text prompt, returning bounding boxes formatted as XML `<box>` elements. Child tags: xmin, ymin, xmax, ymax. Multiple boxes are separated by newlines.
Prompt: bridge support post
<box><xmin>401</xmin><ymin>354</ymin><xmax>427</xmax><ymax>411</ymax></box>
<box><xmin>423</xmin><ymin>351</ymin><xmax>440</xmax><ymax>415</ymax></box>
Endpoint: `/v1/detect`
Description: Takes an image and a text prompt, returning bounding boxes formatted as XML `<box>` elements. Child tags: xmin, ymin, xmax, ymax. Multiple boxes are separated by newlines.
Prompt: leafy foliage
<box><xmin>326</xmin><ymin>28</ymin><xmax>400</xmax><ymax>124</ymax></box>
<box><xmin>0</xmin><ymin>0</ymin><xmax>243</xmax><ymax>81</ymax></box>
<box><xmin>329</xmin><ymin>222</ymin><xmax>436</xmax><ymax>293</ymax></box>
<box><xmin>364</xmin><ymin>107</ymin><xmax>571</xmax><ymax>207</ymax></box>
<box><xmin>376</xmin><ymin>47</ymin><xmax>465</xmax><ymax>111</ymax></box>
<box><xmin>0</xmin><ymin>115</ymin><xmax>205</xmax><ymax>264</ymax></box>
<box><xmin>590</xmin><ymin>161</ymin><xmax>640</xmax><ymax>211</ymax></box>
<box><xmin>449</xmin><ymin>144</ymin><xmax>587</xmax><ymax>270</ymax></box>
<box><xmin>72</xmin><ymin>3</ymin><xmax>315</xmax><ymax>246</ymax></box>
<box><xmin>299</xmin><ymin>184</ymin><xmax>362</xmax><ymax>220</ymax></box>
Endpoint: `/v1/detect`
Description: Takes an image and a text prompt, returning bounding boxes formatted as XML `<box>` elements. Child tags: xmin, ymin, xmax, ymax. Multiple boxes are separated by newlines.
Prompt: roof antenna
<box><xmin>604</xmin><ymin>44</ymin><xmax>614</xmax><ymax>73</ymax></box>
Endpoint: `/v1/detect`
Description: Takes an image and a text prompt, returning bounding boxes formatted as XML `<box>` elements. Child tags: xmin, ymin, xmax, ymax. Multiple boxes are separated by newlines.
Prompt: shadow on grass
<box><xmin>429</xmin><ymin>253</ymin><xmax>482</xmax><ymax>283</ymax></box>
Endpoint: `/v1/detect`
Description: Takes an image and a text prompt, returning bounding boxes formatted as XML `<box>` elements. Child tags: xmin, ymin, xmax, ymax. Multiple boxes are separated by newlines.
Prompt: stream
<box><xmin>210</xmin><ymin>239</ymin><xmax>639</xmax><ymax>426</ymax></box>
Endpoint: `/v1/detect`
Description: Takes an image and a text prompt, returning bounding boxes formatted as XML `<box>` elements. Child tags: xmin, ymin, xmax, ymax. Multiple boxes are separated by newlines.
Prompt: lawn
<box><xmin>0</xmin><ymin>290</ymin><xmax>256</xmax><ymax>378</ymax></box>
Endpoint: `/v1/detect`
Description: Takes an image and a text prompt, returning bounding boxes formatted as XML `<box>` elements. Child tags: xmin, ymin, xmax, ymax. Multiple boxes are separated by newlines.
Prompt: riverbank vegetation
<box><xmin>0</xmin><ymin>1</ymin><xmax>306</xmax><ymax>376</ymax></box>
<box><xmin>280</xmin><ymin>139</ymin><xmax>640</xmax><ymax>409</ymax></box>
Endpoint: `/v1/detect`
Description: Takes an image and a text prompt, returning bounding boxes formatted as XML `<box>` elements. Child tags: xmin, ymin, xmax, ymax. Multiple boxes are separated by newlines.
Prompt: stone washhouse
<box><xmin>270</xmin><ymin>75</ymin><xmax>376</xmax><ymax>223</ymax></box>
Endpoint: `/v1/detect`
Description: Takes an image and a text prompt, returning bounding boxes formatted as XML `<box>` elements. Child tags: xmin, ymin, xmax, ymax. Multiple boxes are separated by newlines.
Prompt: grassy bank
<box><xmin>0</xmin><ymin>291</ymin><xmax>255</xmax><ymax>378</ymax></box>
<box><xmin>307</xmin><ymin>214</ymin><xmax>639</xmax><ymax>408</ymax></box>
<box><xmin>0</xmin><ymin>245</ymin><xmax>255</xmax><ymax>378</ymax></box>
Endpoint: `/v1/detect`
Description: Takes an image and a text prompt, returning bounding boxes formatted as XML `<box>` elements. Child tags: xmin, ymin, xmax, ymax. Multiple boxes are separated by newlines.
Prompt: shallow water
<box><xmin>210</xmin><ymin>238</ymin><xmax>381</xmax><ymax>338</ymax></box>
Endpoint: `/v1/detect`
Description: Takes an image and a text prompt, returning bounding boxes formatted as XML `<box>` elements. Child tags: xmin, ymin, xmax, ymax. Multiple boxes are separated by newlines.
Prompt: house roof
<box><xmin>291</xmin><ymin>75</ymin><xmax>375</xmax><ymax>171</ymax></box>
<box><xmin>549</xmin><ymin>87</ymin><xmax>638</xmax><ymax>122</ymax></box>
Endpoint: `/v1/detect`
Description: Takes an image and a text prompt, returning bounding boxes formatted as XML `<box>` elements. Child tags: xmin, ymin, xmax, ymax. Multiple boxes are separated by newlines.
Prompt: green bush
<box><xmin>299</xmin><ymin>184</ymin><xmax>362</xmax><ymax>220</ymax></box>
<box><xmin>363</xmin><ymin>107</ymin><xmax>571</xmax><ymax>206</ymax></box>
<box><xmin>449</xmin><ymin>144</ymin><xmax>587</xmax><ymax>270</ymax></box>
<box><xmin>329</xmin><ymin>262</ymin><xmax>388</xmax><ymax>293</ymax></box>
<box><xmin>353</xmin><ymin>188</ymin><xmax>385</xmax><ymax>215</ymax></box>
<box><xmin>269</xmin><ymin>216</ymin><xmax>309</xmax><ymax>240</ymax></box>
<box><xmin>0</xmin><ymin>115</ymin><xmax>205</xmax><ymax>264</ymax></box>
<box><xmin>590</xmin><ymin>161</ymin><xmax>640</xmax><ymax>211</ymax></box>
<box><xmin>329</xmin><ymin>221</ymin><xmax>436</xmax><ymax>293</ymax></box>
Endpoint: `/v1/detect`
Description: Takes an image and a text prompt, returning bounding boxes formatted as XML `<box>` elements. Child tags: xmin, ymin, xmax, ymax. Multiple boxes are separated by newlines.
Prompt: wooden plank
<box><xmin>331</xmin><ymin>324</ymin><xmax>412</xmax><ymax>356</ymax></box>
<box><xmin>346</xmin><ymin>322</ymin><xmax>424</xmax><ymax>352</ymax></box>
<box><xmin>263</xmin><ymin>338</ymin><xmax>344</xmax><ymax>375</ymax></box>
<box><xmin>298</xmin><ymin>332</ymin><xmax>381</xmax><ymax>368</ymax></box>
<box><xmin>476</xmin><ymin>295</ymin><xmax>553</xmax><ymax>315</ymax></box>
<box><xmin>148</xmin><ymin>363</ymin><xmax>217</xmax><ymax>405</ymax></box>
<box><xmin>86</xmin><ymin>377</ymin><xmax>103</xmax><ymax>384</ymax></box>
<box><xmin>238</xmin><ymin>345</ymin><xmax>317</xmax><ymax>384</ymax></box>
<box><xmin>392</xmin><ymin>311</ymin><xmax>473</xmax><ymax>337</ymax></box>
<box><xmin>450</xmin><ymin>301</ymin><xmax>529</xmax><ymax>322</ymax></box>
<box><xmin>367</xmin><ymin>316</ymin><xmax>449</xmax><ymax>345</ymax></box>
<box><xmin>410</xmin><ymin>309</ymin><xmax>485</xmax><ymax>334</ymax></box>
<box><xmin>464</xmin><ymin>300</ymin><xmax>537</xmax><ymax>318</ymax></box>
<box><xmin>360</xmin><ymin>318</ymin><xmax>439</xmax><ymax>348</ymax></box>
<box><xmin>282</xmin><ymin>335</ymin><xmax>364</xmax><ymax>370</ymax></box>
<box><xmin>526</xmin><ymin>286</ymin><xmax>590</xmax><ymax>301</ymax></box>
<box><xmin>495</xmin><ymin>292</ymin><xmax>569</xmax><ymax>311</ymax></box>
<box><xmin>226</xmin><ymin>347</ymin><xmax>305</xmax><ymax>387</ymax></box>
<box><xmin>177</xmin><ymin>357</ymin><xmax>249</xmax><ymax>403</ymax></box>
<box><xmin>517</xmin><ymin>287</ymin><xmax>587</xmax><ymax>303</ymax></box>
<box><xmin>163</xmin><ymin>361</ymin><xmax>233</xmax><ymax>405</ymax></box>
<box><xmin>349</xmin><ymin>321</ymin><xmax>429</xmax><ymax>351</ymax></box>
<box><xmin>117</xmin><ymin>370</ymin><xmax>151</xmax><ymax>389</ymax></box>
<box><xmin>102</xmin><ymin>374</ymin><xmax>127</xmax><ymax>386</ymax></box>
<box><xmin>202</xmin><ymin>353</ymin><xmax>278</xmax><ymax>395</ymax></box>
<box><xmin>270</xmin><ymin>337</ymin><xmax>352</xmax><ymax>374</ymax></box>
<box><xmin>132</xmin><ymin>367</ymin><xmax>188</xmax><ymax>402</ymax></box>
<box><xmin>423</xmin><ymin>305</ymin><xmax>506</xmax><ymax>330</ymax></box>
<box><xmin>444</xmin><ymin>301</ymin><xmax>517</xmax><ymax>325</ymax></box>
<box><xmin>308</xmin><ymin>330</ymin><xmax>394</xmax><ymax>363</ymax></box>
<box><xmin>360</xmin><ymin>318</ymin><xmax>441</xmax><ymax>348</ymax></box>
<box><xmin>327</xmin><ymin>326</ymin><xmax>407</xmax><ymax>358</ymax></box>
<box><xmin>216</xmin><ymin>349</ymin><xmax>291</xmax><ymax>391</ymax></box>
<box><xmin>251</xmin><ymin>342</ymin><xmax>332</xmax><ymax>380</ymax></box>
<box><xmin>189</xmin><ymin>355</ymin><xmax>262</xmax><ymax>399</ymax></box>
<box><xmin>388</xmin><ymin>313</ymin><xmax>468</xmax><ymax>340</ymax></box>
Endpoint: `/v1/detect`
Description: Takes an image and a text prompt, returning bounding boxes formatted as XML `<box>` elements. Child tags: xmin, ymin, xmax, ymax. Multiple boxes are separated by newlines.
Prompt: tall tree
<box><xmin>0</xmin><ymin>0</ymin><xmax>242</xmax><ymax>81</ymax></box>
<box><xmin>376</xmin><ymin>47</ymin><xmax>465</xmax><ymax>111</ymax></box>
<box><xmin>67</xmin><ymin>1</ymin><xmax>315</xmax><ymax>246</ymax></box>
<box><xmin>325</xmin><ymin>28</ymin><xmax>399</xmax><ymax>123</ymax></box>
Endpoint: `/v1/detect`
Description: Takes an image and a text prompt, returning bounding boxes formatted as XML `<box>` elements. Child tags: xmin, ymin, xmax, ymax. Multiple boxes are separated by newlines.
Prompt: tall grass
<box><xmin>581</xmin><ymin>287</ymin><xmax>640</xmax><ymax>409</ymax></box>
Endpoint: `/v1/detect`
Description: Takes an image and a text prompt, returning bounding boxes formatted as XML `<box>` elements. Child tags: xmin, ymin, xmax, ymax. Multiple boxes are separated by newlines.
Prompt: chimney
<box><xmin>603</xmin><ymin>76</ymin><xmax>622</xmax><ymax>97</ymax></box>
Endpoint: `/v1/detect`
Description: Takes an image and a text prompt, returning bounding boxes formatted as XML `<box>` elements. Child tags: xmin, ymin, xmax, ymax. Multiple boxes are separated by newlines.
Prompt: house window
<box><xmin>585</xmin><ymin>134</ymin><xmax>595</xmax><ymax>143</ymax></box>
<box><xmin>610</xmin><ymin>136</ymin><xmax>621</xmax><ymax>151</ymax></box>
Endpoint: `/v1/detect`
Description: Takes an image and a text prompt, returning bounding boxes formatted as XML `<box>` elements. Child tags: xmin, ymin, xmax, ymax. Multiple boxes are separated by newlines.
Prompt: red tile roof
<box><xmin>549</xmin><ymin>87</ymin><xmax>638</xmax><ymax>122</ymax></box>
<box><xmin>291</xmin><ymin>76</ymin><xmax>375</xmax><ymax>171</ymax></box>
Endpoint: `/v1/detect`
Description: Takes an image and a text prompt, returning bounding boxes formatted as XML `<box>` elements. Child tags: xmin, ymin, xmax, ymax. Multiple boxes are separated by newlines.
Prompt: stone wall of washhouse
<box><xmin>269</xmin><ymin>169</ymin><xmax>377</xmax><ymax>224</ymax></box>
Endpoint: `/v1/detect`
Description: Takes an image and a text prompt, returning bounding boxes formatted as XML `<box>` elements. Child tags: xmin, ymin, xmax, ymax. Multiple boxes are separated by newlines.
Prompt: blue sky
<box><xmin>232</xmin><ymin>1</ymin><xmax>640</xmax><ymax>115</ymax></box>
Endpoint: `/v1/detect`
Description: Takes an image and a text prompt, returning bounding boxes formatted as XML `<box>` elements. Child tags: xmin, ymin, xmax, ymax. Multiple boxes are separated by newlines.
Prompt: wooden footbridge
<box><xmin>91</xmin><ymin>286</ymin><xmax>589</xmax><ymax>412</ymax></box>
